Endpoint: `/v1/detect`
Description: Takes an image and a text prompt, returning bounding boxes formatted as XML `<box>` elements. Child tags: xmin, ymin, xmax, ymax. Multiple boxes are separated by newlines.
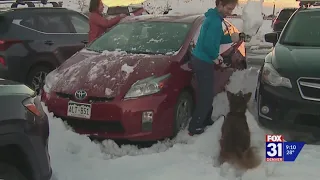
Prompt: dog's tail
<box><xmin>237</xmin><ymin>147</ymin><xmax>262</xmax><ymax>169</ymax></box>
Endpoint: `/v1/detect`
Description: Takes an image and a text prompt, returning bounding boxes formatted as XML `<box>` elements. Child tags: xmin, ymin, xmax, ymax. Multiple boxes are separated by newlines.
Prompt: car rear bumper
<box><xmin>257</xmin><ymin>83</ymin><xmax>320</xmax><ymax>135</ymax></box>
<box><xmin>42</xmin><ymin>92</ymin><xmax>175</xmax><ymax>141</ymax></box>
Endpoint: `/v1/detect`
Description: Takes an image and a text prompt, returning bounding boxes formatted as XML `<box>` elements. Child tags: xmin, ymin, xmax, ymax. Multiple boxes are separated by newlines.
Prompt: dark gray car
<box><xmin>272</xmin><ymin>8</ymin><xmax>297</xmax><ymax>32</ymax></box>
<box><xmin>0</xmin><ymin>78</ymin><xmax>52</xmax><ymax>180</ymax></box>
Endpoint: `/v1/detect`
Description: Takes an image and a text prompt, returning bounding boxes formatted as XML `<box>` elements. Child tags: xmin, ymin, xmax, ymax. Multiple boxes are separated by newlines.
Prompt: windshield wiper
<box><xmin>125</xmin><ymin>50</ymin><xmax>159</xmax><ymax>55</ymax></box>
<box><xmin>282</xmin><ymin>41</ymin><xmax>305</xmax><ymax>46</ymax></box>
<box><xmin>282</xmin><ymin>41</ymin><xmax>320</xmax><ymax>47</ymax></box>
<box><xmin>86</xmin><ymin>48</ymin><xmax>103</xmax><ymax>53</ymax></box>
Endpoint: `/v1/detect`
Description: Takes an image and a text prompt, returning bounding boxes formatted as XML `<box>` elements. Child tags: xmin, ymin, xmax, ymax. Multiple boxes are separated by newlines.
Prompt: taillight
<box><xmin>23</xmin><ymin>97</ymin><xmax>42</xmax><ymax>117</ymax></box>
<box><xmin>0</xmin><ymin>56</ymin><xmax>5</xmax><ymax>66</ymax></box>
<box><xmin>0</xmin><ymin>39</ymin><xmax>22</xmax><ymax>51</ymax></box>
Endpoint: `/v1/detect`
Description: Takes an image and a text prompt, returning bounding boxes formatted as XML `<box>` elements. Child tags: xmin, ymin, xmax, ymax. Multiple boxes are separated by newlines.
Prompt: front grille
<box><xmin>297</xmin><ymin>77</ymin><xmax>320</xmax><ymax>101</ymax></box>
<box><xmin>56</xmin><ymin>116</ymin><xmax>124</xmax><ymax>133</ymax></box>
<box><xmin>55</xmin><ymin>92</ymin><xmax>114</xmax><ymax>103</ymax></box>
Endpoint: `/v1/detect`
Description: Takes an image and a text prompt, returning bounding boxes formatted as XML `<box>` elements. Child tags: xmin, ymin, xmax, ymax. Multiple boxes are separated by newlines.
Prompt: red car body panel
<box><xmin>42</xmin><ymin>15</ymin><xmax>246</xmax><ymax>141</ymax></box>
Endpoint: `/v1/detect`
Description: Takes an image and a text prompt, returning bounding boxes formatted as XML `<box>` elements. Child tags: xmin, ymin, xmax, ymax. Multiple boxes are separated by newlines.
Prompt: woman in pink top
<box><xmin>88</xmin><ymin>0</ymin><xmax>126</xmax><ymax>43</ymax></box>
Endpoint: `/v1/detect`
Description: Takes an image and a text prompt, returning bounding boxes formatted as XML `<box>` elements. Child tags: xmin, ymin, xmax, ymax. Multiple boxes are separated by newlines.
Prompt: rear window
<box><xmin>87</xmin><ymin>22</ymin><xmax>192</xmax><ymax>55</ymax></box>
<box><xmin>277</xmin><ymin>9</ymin><xmax>296</xmax><ymax>20</ymax></box>
<box><xmin>280</xmin><ymin>11</ymin><xmax>320</xmax><ymax>47</ymax></box>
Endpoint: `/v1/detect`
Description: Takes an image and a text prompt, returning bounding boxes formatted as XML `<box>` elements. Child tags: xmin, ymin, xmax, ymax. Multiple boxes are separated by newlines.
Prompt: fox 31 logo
<box><xmin>266</xmin><ymin>134</ymin><xmax>284</xmax><ymax>162</ymax></box>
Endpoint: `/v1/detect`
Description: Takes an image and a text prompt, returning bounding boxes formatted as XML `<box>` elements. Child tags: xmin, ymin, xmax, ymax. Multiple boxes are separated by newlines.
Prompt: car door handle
<box><xmin>81</xmin><ymin>40</ymin><xmax>88</xmax><ymax>44</ymax></box>
<box><xmin>44</xmin><ymin>40</ymin><xmax>54</xmax><ymax>45</ymax></box>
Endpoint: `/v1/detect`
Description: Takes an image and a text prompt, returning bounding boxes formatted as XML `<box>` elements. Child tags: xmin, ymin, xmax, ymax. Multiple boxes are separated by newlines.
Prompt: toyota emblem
<box><xmin>74</xmin><ymin>90</ymin><xmax>87</xmax><ymax>100</ymax></box>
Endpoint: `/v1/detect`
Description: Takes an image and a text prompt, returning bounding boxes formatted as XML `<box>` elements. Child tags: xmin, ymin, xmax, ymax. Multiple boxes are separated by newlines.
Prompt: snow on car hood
<box><xmin>51</xmin><ymin>50</ymin><xmax>172</xmax><ymax>97</ymax></box>
<box><xmin>242</xmin><ymin>0</ymin><xmax>264</xmax><ymax>37</ymax></box>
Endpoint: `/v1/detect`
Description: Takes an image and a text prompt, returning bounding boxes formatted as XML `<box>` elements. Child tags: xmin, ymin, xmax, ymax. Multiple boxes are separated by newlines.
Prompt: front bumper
<box><xmin>257</xmin><ymin>82</ymin><xmax>320</xmax><ymax>135</ymax></box>
<box><xmin>42</xmin><ymin>91</ymin><xmax>176</xmax><ymax>141</ymax></box>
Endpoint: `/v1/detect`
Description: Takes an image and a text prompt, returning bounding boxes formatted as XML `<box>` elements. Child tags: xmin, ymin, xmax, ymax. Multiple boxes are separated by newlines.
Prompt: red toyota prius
<box><xmin>41</xmin><ymin>14</ymin><xmax>246</xmax><ymax>141</ymax></box>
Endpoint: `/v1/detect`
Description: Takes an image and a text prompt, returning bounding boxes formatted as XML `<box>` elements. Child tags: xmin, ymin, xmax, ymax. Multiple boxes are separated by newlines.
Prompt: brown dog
<box><xmin>218</xmin><ymin>91</ymin><xmax>261</xmax><ymax>170</ymax></box>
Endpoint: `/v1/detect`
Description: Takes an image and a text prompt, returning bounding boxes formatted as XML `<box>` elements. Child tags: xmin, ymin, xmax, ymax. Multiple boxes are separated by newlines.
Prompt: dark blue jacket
<box><xmin>192</xmin><ymin>8</ymin><xmax>233</xmax><ymax>64</ymax></box>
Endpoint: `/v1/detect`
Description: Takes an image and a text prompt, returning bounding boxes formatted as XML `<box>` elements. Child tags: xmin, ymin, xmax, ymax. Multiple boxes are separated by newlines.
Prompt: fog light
<box><xmin>142</xmin><ymin>111</ymin><xmax>153</xmax><ymax>131</ymax></box>
<box><xmin>261</xmin><ymin>106</ymin><xmax>269</xmax><ymax>114</ymax></box>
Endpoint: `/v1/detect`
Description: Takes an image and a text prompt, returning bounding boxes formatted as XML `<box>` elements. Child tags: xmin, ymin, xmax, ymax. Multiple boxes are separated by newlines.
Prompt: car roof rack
<box><xmin>0</xmin><ymin>0</ymin><xmax>63</xmax><ymax>8</ymax></box>
<box><xmin>297</xmin><ymin>0</ymin><xmax>320</xmax><ymax>7</ymax></box>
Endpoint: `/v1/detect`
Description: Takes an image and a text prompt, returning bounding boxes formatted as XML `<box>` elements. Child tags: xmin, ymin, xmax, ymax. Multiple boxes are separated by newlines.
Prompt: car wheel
<box><xmin>0</xmin><ymin>162</ymin><xmax>28</xmax><ymax>180</ymax></box>
<box><xmin>173</xmin><ymin>91</ymin><xmax>194</xmax><ymax>136</ymax></box>
<box><xmin>26</xmin><ymin>66</ymin><xmax>53</xmax><ymax>95</ymax></box>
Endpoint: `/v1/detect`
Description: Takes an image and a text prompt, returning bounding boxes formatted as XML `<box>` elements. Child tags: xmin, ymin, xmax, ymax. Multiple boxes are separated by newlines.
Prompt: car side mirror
<box><xmin>265</xmin><ymin>32</ymin><xmax>278</xmax><ymax>45</ymax></box>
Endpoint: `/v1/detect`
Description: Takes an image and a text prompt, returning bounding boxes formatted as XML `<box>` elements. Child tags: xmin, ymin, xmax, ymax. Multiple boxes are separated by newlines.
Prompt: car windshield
<box><xmin>280</xmin><ymin>11</ymin><xmax>320</xmax><ymax>47</ymax></box>
<box><xmin>86</xmin><ymin>21</ymin><xmax>192</xmax><ymax>55</ymax></box>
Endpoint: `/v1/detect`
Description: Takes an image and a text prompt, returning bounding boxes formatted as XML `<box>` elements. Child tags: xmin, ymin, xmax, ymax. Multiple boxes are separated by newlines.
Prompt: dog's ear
<box><xmin>244</xmin><ymin>92</ymin><xmax>252</xmax><ymax>102</ymax></box>
<box><xmin>226</xmin><ymin>91</ymin><xmax>232</xmax><ymax>99</ymax></box>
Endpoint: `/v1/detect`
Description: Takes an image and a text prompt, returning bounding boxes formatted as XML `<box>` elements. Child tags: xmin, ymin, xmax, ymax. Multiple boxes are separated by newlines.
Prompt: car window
<box><xmin>0</xmin><ymin>15</ymin><xmax>12</xmax><ymax>35</ymax></box>
<box><xmin>87</xmin><ymin>22</ymin><xmax>192</xmax><ymax>55</ymax></box>
<box><xmin>192</xmin><ymin>25</ymin><xmax>201</xmax><ymax>46</ymax></box>
<box><xmin>280</xmin><ymin>11</ymin><xmax>320</xmax><ymax>47</ymax></box>
<box><xmin>277</xmin><ymin>9</ymin><xmax>296</xmax><ymax>21</ymax></box>
<box><xmin>19</xmin><ymin>16</ymin><xmax>37</xmax><ymax>30</ymax></box>
<box><xmin>69</xmin><ymin>13</ymin><xmax>89</xmax><ymax>33</ymax></box>
<box><xmin>37</xmin><ymin>14</ymin><xmax>71</xmax><ymax>33</ymax></box>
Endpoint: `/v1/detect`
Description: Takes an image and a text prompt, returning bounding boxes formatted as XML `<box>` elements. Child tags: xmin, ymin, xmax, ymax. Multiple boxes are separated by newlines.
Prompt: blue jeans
<box><xmin>188</xmin><ymin>55</ymin><xmax>214</xmax><ymax>132</ymax></box>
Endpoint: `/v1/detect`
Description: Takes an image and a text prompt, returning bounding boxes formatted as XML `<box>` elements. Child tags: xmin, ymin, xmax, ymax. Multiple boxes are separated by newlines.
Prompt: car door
<box><xmin>66</xmin><ymin>12</ymin><xmax>89</xmax><ymax>47</ymax></box>
<box><xmin>34</xmin><ymin>12</ymin><xmax>87</xmax><ymax>64</ymax></box>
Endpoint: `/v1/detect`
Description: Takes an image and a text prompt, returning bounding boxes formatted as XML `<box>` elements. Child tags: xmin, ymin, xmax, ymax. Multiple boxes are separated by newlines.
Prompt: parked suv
<box><xmin>0</xmin><ymin>2</ymin><xmax>89</xmax><ymax>93</ymax></box>
<box><xmin>0</xmin><ymin>78</ymin><xmax>51</xmax><ymax>180</ymax></box>
<box><xmin>272</xmin><ymin>8</ymin><xmax>297</xmax><ymax>32</ymax></box>
<box><xmin>256</xmin><ymin>6</ymin><xmax>320</xmax><ymax>138</ymax></box>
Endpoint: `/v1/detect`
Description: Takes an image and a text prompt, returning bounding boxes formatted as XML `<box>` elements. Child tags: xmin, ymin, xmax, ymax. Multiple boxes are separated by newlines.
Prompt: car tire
<box><xmin>0</xmin><ymin>162</ymin><xmax>28</xmax><ymax>180</ymax></box>
<box><xmin>26</xmin><ymin>66</ymin><xmax>53</xmax><ymax>94</ymax></box>
<box><xmin>173</xmin><ymin>90</ymin><xmax>194</xmax><ymax>136</ymax></box>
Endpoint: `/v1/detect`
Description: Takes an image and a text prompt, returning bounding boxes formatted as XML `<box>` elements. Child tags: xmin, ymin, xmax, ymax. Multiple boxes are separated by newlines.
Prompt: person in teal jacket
<box><xmin>188</xmin><ymin>0</ymin><xmax>241</xmax><ymax>136</ymax></box>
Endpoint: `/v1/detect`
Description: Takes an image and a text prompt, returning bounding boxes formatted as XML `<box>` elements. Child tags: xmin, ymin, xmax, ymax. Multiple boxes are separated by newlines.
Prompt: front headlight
<box><xmin>43</xmin><ymin>69</ymin><xmax>58</xmax><ymax>93</ymax></box>
<box><xmin>124</xmin><ymin>74</ymin><xmax>171</xmax><ymax>99</ymax></box>
<box><xmin>262</xmin><ymin>63</ymin><xmax>292</xmax><ymax>88</ymax></box>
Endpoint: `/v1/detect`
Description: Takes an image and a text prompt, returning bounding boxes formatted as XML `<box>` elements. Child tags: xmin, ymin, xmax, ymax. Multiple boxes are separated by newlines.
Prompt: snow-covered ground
<box><xmin>45</xmin><ymin>68</ymin><xmax>320</xmax><ymax>180</ymax></box>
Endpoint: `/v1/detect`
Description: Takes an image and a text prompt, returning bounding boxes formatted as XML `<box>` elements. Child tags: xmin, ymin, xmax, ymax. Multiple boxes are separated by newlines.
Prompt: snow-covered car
<box><xmin>256</xmin><ymin>5</ymin><xmax>320</xmax><ymax>138</ymax></box>
<box><xmin>41</xmin><ymin>14</ymin><xmax>246</xmax><ymax>141</ymax></box>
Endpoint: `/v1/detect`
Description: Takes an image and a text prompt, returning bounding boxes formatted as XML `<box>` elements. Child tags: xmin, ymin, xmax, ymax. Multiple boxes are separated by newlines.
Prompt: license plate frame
<box><xmin>67</xmin><ymin>101</ymin><xmax>92</xmax><ymax>119</ymax></box>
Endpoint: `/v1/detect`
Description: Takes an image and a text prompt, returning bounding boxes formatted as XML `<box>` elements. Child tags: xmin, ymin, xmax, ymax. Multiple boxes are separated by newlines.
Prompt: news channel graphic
<box><xmin>265</xmin><ymin>135</ymin><xmax>305</xmax><ymax>162</ymax></box>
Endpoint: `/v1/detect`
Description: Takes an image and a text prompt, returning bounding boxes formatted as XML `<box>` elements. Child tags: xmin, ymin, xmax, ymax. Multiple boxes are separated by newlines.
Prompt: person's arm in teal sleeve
<box><xmin>203</xmin><ymin>19</ymin><xmax>222</xmax><ymax>60</ymax></box>
<box><xmin>220</xmin><ymin>33</ymin><xmax>233</xmax><ymax>44</ymax></box>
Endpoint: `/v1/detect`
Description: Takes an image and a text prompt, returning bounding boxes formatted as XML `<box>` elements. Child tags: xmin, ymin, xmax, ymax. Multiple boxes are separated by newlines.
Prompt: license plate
<box><xmin>67</xmin><ymin>101</ymin><xmax>91</xmax><ymax>119</ymax></box>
